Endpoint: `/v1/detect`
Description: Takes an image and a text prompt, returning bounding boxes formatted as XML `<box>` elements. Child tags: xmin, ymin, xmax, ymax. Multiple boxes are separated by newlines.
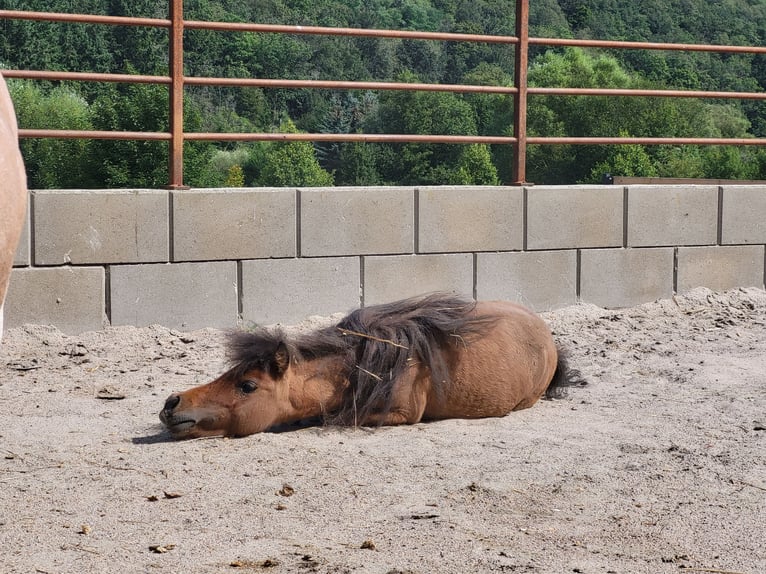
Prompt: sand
<box><xmin>1</xmin><ymin>287</ymin><xmax>764</xmax><ymax>574</ymax></box>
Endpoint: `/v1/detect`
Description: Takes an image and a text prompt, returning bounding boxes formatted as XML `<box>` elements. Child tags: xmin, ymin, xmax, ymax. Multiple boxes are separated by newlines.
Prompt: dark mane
<box><xmin>226</xmin><ymin>329</ymin><xmax>280</xmax><ymax>379</ymax></box>
<box><xmin>226</xmin><ymin>293</ymin><xmax>498</xmax><ymax>425</ymax></box>
<box><xmin>225</xmin><ymin>323</ymin><xmax>348</xmax><ymax>379</ymax></box>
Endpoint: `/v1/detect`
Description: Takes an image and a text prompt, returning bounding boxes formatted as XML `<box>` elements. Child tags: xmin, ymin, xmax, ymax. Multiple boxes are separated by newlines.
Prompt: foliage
<box><xmin>8</xmin><ymin>81</ymin><xmax>94</xmax><ymax>188</ymax></box>
<box><xmin>453</xmin><ymin>144</ymin><xmax>500</xmax><ymax>185</ymax></box>
<box><xmin>252</xmin><ymin>119</ymin><xmax>334</xmax><ymax>187</ymax></box>
<box><xmin>86</xmin><ymin>83</ymin><xmax>170</xmax><ymax>188</ymax></box>
<box><xmin>3</xmin><ymin>0</ymin><xmax>766</xmax><ymax>187</ymax></box>
<box><xmin>336</xmin><ymin>142</ymin><xmax>383</xmax><ymax>185</ymax></box>
<box><xmin>224</xmin><ymin>164</ymin><xmax>246</xmax><ymax>187</ymax></box>
<box><xmin>369</xmin><ymin>76</ymin><xmax>500</xmax><ymax>184</ymax></box>
<box><xmin>527</xmin><ymin>48</ymin><xmax>757</xmax><ymax>183</ymax></box>
<box><xmin>588</xmin><ymin>131</ymin><xmax>658</xmax><ymax>182</ymax></box>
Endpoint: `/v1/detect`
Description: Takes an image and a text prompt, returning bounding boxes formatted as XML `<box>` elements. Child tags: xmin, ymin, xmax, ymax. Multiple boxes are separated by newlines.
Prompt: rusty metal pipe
<box><xmin>18</xmin><ymin>129</ymin><xmax>171</xmax><ymax>140</ymax></box>
<box><xmin>183</xmin><ymin>133</ymin><xmax>518</xmax><ymax>144</ymax></box>
<box><xmin>185</xmin><ymin>77</ymin><xmax>517</xmax><ymax>94</ymax></box>
<box><xmin>0</xmin><ymin>9</ymin><xmax>169</xmax><ymax>28</ymax></box>
<box><xmin>529</xmin><ymin>87</ymin><xmax>766</xmax><ymax>100</ymax></box>
<box><xmin>22</xmin><ymin>130</ymin><xmax>762</xmax><ymax>147</ymax></box>
<box><xmin>2</xmin><ymin>70</ymin><xmax>170</xmax><ymax>84</ymax></box>
<box><xmin>513</xmin><ymin>0</ymin><xmax>529</xmax><ymax>184</ymax></box>
<box><xmin>168</xmin><ymin>0</ymin><xmax>186</xmax><ymax>189</ymax></box>
<box><xmin>16</xmin><ymin>129</ymin><xmax>515</xmax><ymax>144</ymax></box>
<box><xmin>528</xmin><ymin>136</ymin><xmax>766</xmax><ymax>146</ymax></box>
<box><xmin>530</xmin><ymin>36</ymin><xmax>766</xmax><ymax>55</ymax></box>
<box><xmin>183</xmin><ymin>20</ymin><xmax>519</xmax><ymax>44</ymax></box>
<box><xmin>13</xmin><ymin>74</ymin><xmax>761</xmax><ymax>101</ymax></box>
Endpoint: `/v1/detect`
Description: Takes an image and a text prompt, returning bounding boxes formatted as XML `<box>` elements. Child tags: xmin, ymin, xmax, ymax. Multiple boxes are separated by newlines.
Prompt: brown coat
<box><xmin>160</xmin><ymin>294</ymin><xmax>581</xmax><ymax>439</ymax></box>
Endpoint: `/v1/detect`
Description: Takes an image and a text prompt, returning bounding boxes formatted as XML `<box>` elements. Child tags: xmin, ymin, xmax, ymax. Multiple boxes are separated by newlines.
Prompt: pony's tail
<box><xmin>544</xmin><ymin>349</ymin><xmax>587</xmax><ymax>400</ymax></box>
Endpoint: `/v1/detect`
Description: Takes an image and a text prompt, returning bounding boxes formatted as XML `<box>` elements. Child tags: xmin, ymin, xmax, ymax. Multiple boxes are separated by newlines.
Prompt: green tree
<box><xmin>204</xmin><ymin>147</ymin><xmax>251</xmax><ymax>186</ymax></box>
<box><xmin>525</xmin><ymin>47</ymin><xmax>747</xmax><ymax>183</ymax></box>
<box><xmin>9</xmin><ymin>81</ymin><xmax>94</xmax><ymax>188</ymax></box>
<box><xmin>654</xmin><ymin>146</ymin><xmax>705</xmax><ymax>179</ymax></box>
<box><xmin>587</xmin><ymin>131</ymin><xmax>658</xmax><ymax>182</ymax></box>
<box><xmin>462</xmin><ymin>63</ymin><xmax>515</xmax><ymax>182</ymax></box>
<box><xmin>87</xmin><ymin>83</ymin><xmax>170</xmax><ymax>187</ymax></box>
<box><xmin>702</xmin><ymin>146</ymin><xmax>760</xmax><ymax>180</ymax></box>
<box><xmin>371</xmin><ymin>74</ymin><xmax>499</xmax><ymax>184</ymax></box>
<box><xmin>254</xmin><ymin>119</ymin><xmax>334</xmax><ymax>186</ymax></box>
<box><xmin>454</xmin><ymin>144</ymin><xmax>500</xmax><ymax>185</ymax></box>
<box><xmin>224</xmin><ymin>164</ymin><xmax>245</xmax><ymax>187</ymax></box>
<box><xmin>313</xmin><ymin>91</ymin><xmax>377</xmax><ymax>174</ymax></box>
<box><xmin>336</xmin><ymin>142</ymin><xmax>382</xmax><ymax>185</ymax></box>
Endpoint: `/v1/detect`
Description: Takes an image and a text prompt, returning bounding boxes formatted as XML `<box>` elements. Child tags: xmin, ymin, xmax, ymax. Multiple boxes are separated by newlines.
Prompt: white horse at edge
<box><xmin>0</xmin><ymin>72</ymin><xmax>28</xmax><ymax>343</ymax></box>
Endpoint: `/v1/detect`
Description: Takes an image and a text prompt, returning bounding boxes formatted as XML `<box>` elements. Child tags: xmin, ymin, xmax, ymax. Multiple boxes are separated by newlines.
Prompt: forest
<box><xmin>2</xmin><ymin>0</ymin><xmax>766</xmax><ymax>188</ymax></box>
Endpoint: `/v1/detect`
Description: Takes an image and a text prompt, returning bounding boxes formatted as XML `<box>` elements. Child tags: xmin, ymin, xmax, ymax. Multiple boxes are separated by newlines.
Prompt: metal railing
<box><xmin>2</xmin><ymin>0</ymin><xmax>766</xmax><ymax>187</ymax></box>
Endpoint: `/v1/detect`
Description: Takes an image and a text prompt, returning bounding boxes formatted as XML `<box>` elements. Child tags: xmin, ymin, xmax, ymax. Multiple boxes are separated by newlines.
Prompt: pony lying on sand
<box><xmin>160</xmin><ymin>294</ymin><xmax>584</xmax><ymax>439</ymax></box>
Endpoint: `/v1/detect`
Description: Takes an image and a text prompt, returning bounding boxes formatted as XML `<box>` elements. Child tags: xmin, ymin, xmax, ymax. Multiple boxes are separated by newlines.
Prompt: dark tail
<box><xmin>544</xmin><ymin>349</ymin><xmax>587</xmax><ymax>400</ymax></box>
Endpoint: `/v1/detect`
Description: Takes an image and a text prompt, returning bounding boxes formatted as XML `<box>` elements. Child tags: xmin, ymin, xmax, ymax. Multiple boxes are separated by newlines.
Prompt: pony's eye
<box><xmin>238</xmin><ymin>380</ymin><xmax>258</xmax><ymax>394</ymax></box>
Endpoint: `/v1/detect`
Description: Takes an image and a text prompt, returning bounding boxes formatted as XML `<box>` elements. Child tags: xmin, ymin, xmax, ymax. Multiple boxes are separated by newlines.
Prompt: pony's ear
<box><xmin>272</xmin><ymin>342</ymin><xmax>290</xmax><ymax>377</ymax></box>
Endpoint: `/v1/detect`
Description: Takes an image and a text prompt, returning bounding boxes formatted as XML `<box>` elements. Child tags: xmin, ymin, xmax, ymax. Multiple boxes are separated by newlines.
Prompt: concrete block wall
<box><xmin>6</xmin><ymin>185</ymin><xmax>766</xmax><ymax>334</ymax></box>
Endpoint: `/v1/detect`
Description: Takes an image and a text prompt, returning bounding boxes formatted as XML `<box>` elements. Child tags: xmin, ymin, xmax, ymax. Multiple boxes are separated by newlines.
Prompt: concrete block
<box><xmin>13</xmin><ymin>195</ymin><xmax>30</xmax><ymax>266</ymax></box>
<box><xmin>363</xmin><ymin>254</ymin><xmax>473</xmax><ymax>305</ymax></box>
<box><xmin>476</xmin><ymin>250</ymin><xmax>577</xmax><ymax>311</ymax></box>
<box><xmin>241</xmin><ymin>257</ymin><xmax>360</xmax><ymax>325</ymax></box>
<box><xmin>5</xmin><ymin>267</ymin><xmax>106</xmax><ymax>333</ymax></box>
<box><xmin>721</xmin><ymin>185</ymin><xmax>766</xmax><ymax>244</ymax></box>
<box><xmin>580</xmin><ymin>248</ymin><xmax>674</xmax><ymax>308</ymax></box>
<box><xmin>33</xmin><ymin>190</ymin><xmax>169</xmax><ymax>265</ymax></box>
<box><xmin>173</xmin><ymin>188</ymin><xmax>296</xmax><ymax>261</ymax></box>
<box><xmin>418</xmin><ymin>186</ymin><xmax>523</xmax><ymax>253</ymax></box>
<box><xmin>110</xmin><ymin>261</ymin><xmax>238</xmax><ymax>330</ymax></box>
<box><xmin>677</xmin><ymin>245</ymin><xmax>765</xmax><ymax>293</ymax></box>
<box><xmin>301</xmin><ymin>187</ymin><xmax>414</xmax><ymax>256</ymax></box>
<box><xmin>627</xmin><ymin>185</ymin><xmax>717</xmax><ymax>246</ymax></box>
<box><xmin>527</xmin><ymin>186</ymin><xmax>623</xmax><ymax>250</ymax></box>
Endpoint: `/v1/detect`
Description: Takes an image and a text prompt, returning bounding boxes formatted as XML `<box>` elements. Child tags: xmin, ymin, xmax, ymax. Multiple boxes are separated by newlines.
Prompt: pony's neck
<box><xmin>288</xmin><ymin>355</ymin><xmax>348</xmax><ymax>420</ymax></box>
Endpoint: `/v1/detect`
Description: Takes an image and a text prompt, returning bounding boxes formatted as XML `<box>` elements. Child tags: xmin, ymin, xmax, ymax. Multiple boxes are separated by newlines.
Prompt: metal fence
<box><xmin>2</xmin><ymin>0</ymin><xmax>766</xmax><ymax>188</ymax></box>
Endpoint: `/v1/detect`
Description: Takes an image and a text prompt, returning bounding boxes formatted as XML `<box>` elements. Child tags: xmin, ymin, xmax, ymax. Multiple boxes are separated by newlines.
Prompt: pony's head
<box><xmin>160</xmin><ymin>334</ymin><xmax>293</xmax><ymax>438</ymax></box>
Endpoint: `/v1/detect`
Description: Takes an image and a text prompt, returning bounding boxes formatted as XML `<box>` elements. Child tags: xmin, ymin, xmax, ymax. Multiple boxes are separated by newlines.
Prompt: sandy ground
<box><xmin>0</xmin><ymin>287</ymin><xmax>764</xmax><ymax>574</ymax></box>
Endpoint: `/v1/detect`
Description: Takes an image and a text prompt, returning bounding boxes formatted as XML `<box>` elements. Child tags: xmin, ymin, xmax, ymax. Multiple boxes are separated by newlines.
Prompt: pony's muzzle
<box><xmin>163</xmin><ymin>393</ymin><xmax>181</xmax><ymax>413</ymax></box>
<box><xmin>160</xmin><ymin>394</ymin><xmax>182</xmax><ymax>426</ymax></box>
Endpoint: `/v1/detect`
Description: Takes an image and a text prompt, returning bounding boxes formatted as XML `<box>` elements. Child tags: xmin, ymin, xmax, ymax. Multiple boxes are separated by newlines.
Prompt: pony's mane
<box><xmin>227</xmin><ymin>293</ymin><xmax>498</xmax><ymax>425</ymax></box>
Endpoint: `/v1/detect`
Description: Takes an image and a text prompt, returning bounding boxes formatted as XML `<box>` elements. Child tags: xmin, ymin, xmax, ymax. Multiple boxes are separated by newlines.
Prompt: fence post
<box><xmin>168</xmin><ymin>0</ymin><xmax>187</xmax><ymax>189</ymax></box>
<box><xmin>513</xmin><ymin>0</ymin><xmax>529</xmax><ymax>185</ymax></box>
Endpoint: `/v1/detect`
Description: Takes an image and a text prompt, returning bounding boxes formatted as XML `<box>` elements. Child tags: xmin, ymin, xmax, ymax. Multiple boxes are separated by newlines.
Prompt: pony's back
<box><xmin>331</xmin><ymin>294</ymin><xmax>497</xmax><ymax>424</ymax></box>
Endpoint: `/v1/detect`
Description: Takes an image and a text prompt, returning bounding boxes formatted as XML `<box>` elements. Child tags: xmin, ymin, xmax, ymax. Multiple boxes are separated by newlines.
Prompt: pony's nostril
<box><xmin>163</xmin><ymin>394</ymin><xmax>181</xmax><ymax>413</ymax></box>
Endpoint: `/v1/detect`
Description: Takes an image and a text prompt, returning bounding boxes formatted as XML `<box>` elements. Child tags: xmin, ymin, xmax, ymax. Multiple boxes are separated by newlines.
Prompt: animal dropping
<box><xmin>278</xmin><ymin>484</ymin><xmax>295</xmax><ymax>497</ymax></box>
<box><xmin>160</xmin><ymin>294</ymin><xmax>584</xmax><ymax>438</ymax></box>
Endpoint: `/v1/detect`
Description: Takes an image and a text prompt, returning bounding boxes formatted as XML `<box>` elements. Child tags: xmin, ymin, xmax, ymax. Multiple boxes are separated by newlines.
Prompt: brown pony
<box><xmin>160</xmin><ymin>294</ymin><xmax>583</xmax><ymax>439</ymax></box>
<box><xmin>0</xmin><ymin>72</ymin><xmax>28</xmax><ymax>343</ymax></box>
